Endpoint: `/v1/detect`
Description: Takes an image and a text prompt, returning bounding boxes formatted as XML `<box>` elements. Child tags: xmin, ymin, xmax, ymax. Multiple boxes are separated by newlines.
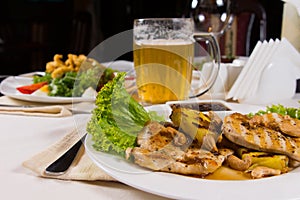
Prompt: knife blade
<box><xmin>44</xmin><ymin>134</ymin><xmax>86</xmax><ymax>175</ymax></box>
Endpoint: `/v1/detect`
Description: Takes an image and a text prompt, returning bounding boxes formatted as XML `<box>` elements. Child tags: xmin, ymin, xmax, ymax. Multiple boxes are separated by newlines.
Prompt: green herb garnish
<box><xmin>248</xmin><ymin>104</ymin><xmax>300</xmax><ymax>119</ymax></box>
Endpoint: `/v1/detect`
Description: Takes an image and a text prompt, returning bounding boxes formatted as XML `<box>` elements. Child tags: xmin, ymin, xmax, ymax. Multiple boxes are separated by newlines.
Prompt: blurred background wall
<box><xmin>0</xmin><ymin>0</ymin><xmax>283</xmax><ymax>75</ymax></box>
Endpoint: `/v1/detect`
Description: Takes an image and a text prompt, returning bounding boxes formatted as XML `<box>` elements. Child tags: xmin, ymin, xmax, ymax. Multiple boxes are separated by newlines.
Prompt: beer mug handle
<box><xmin>191</xmin><ymin>33</ymin><xmax>221</xmax><ymax>98</ymax></box>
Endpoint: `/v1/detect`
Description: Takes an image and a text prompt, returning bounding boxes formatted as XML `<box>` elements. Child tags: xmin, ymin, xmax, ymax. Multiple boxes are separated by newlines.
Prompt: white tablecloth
<box><xmin>0</xmin><ymin>113</ymin><xmax>169</xmax><ymax>200</ymax></box>
<box><xmin>1</xmin><ymin>95</ymin><xmax>300</xmax><ymax>200</ymax></box>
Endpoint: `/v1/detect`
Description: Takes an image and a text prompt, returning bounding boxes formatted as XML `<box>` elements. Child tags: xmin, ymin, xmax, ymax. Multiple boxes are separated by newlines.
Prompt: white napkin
<box><xmin>226</xmin><ymin>38</ymin><xmax>300</xmax><ymax>104</ymax></box>
<box><xmin>0</xmin><ymin>96</ymin><xmax>72</xmax><ymax>117</ymax></box>
<box><xmin>22</xmin><ymin>129</ymin><xmax>116</xmax><ymax>181</ymax></box>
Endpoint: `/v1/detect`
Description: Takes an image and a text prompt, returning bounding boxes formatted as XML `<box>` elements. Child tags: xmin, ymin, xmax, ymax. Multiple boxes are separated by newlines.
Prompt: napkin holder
<box><xmin>241</xmin><ymin>58</ymin><xmax>300</xmax><ymax>104</ymax></box>
<box><xmin>240</xmin><ymin>39</ymin><xmax>300</xmax><ymax>104</ymax></box>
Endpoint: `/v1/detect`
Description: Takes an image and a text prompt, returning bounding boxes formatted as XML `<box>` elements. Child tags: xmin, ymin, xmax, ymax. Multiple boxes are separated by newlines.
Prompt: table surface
<box><xmin>0</xmin><ymin>112</ymin><xmax>170</xmax><ymax>200</ymax></box>
<box><xmin>1</xmin><ymin>95</ymin><xmax>300</xmax><ymax>200</ymax></box>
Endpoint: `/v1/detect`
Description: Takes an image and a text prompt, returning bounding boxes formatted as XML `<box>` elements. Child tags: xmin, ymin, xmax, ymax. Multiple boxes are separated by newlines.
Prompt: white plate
<box><xmin>0</xmin><ymin>60</ymin><xmax>134</xmax><ymax>104</ymax></box>
<box><xmin>84</xmin><ymin>103</ymin><xmax>300</xmax><ymax>200</ymax></box>
<box><xmin>0</xmin><ymin>76</ymin><xmax>94</xmax><ymax>103</ymax></box>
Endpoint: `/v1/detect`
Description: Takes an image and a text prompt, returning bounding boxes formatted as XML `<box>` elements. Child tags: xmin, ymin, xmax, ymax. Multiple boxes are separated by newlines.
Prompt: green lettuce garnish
<box><xmin>248</xmin><ymin>104</ymin><xmax>300</xmax><ymax>119</ymax></box>
<box><xmin>86</xmin><ymin>72</ymin><xmax>162</xmax><ymax>157</ymax></box>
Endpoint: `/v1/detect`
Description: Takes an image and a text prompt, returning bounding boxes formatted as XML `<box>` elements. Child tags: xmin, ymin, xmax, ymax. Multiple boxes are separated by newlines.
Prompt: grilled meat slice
<box><xmin>126</xmin><ymin>121</ymin><xmax>229</xmax><ymax>177</ymax></box>
<box><xmin>249</xmin><ymin>113</ymin><xmax>300</xmax><ymax>137</ymax></box>
<box><xmin>136</xmin><ymin>121</ymin><xmax>188</xmax><ymax>150</ymax></box>
<box><xmin>289</xmin><ymin>158</ymin><xmax>300</xmax><ymax>168</ymax></box>
<box><xmin>223</xmin><ymin>113</ymin><xmax>300</xmax><ymax>161</ymax></box>
<box><xmin>162</xmin><ymin>149</ymin><xmax>227</xmax><ymax>176</ymax></box>
<box><xmin>128</xmin><ymin>147</ymin><xmax>227</xmax><ymax>176</ymax></box>
<box><xmin>249</xmin><ymin>166</ymin><xmax>281</xmax><ymax>179</ymax></box>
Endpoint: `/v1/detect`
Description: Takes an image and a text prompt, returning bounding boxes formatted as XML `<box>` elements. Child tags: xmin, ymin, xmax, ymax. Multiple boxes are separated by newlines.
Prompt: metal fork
<box><xmin>44</xmin><ymin>134</ymin><xmax>86</xmax><ymax>176</ymax></box>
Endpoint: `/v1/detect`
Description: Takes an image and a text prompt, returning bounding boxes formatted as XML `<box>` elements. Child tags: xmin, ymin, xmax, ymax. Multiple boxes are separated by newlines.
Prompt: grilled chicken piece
<box><xmin>223</xmin><ymin>113</ymin><xmax>300</xmax><ymax>162</ymax></box>
<box><xmin>289</xmin><ymin>159</ymin><xmax>300</xmax><ymax>168</ymax></box>
<box><xmin>126</xmin><ymin>121</ymin><xmax>230</xmax><ymax>177</ymax></box>
<box><xmin>249</xmin><ymin>166</ymin><xmax>281</xmax><ymax>179</ymax></box>
<box><xmin>249</xmin><ymin>113</ymin><xmax>300</xmax><ymax>137</ymax></box>
<box><xmin>136</xmin><ymin>121</ymin><xmax>188</xmax><ymax>150</ymax></box>
<box><xmin>128</xmin><ymin>147</ymin><xmax>227</xmax><ymax>176</ymax></box>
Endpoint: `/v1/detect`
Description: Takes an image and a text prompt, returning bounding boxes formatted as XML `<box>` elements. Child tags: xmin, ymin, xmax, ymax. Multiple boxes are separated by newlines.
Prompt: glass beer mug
<box><xmin>133</xmin><ymin>18</ymin><xmax>221</xmax><ymax>104</ymax></box>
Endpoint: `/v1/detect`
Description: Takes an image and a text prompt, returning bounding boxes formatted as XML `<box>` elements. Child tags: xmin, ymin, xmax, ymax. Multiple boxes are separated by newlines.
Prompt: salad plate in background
<box><xmin>0</xmin><ymin>76</ymin><xmax>95</xmax><ymax>103</ymax></box>
<box><xmin>0</xmin><ymin>60</ymin><xmax>134</xmax><ymax>104</ymax></box>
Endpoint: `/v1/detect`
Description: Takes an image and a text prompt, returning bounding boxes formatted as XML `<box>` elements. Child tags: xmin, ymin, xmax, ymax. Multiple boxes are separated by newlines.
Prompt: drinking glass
<box><xmin>133</xmin><ymin>18</ymin><xmax>220</xmax><ymax>104</ymax></box>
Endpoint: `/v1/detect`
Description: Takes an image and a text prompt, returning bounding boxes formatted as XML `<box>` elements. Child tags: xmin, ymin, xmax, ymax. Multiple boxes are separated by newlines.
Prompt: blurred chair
<box><xmin>29</xmin><ymin>21</ymin><xmax>49</xmax><ymax>70</ymax></box>
<box><xmin>219</xmin><ymin>0</ymin><xmax>267</xmax><ymax>57</ymax></box>
<box><xmin>0</xmin><ymin>20</ymin><xmax>51</xmax><ymax>74</ymax></box>
<box><xmin>0</xmin><ymin>21</ymin><xmax>31</xmax><ymax>74</ymax></box>
<box><xmin>0</xmin><ymin>22</ymin><xmax>13</xmax><ymax>45</ymax></box>
<box><xmin>69</xmin><ymin>11</ymin><xmax>92</xmax><ymax>54</ymax></box>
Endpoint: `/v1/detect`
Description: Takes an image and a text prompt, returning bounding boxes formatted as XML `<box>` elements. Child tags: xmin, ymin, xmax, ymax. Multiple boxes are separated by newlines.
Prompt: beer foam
<box><xmin>136</xmin><ymin>39</ymin><xmax>193</xmax><ymax>46</ymax></box>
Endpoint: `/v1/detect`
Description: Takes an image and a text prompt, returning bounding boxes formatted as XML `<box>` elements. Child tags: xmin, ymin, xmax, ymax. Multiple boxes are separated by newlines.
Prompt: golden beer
<box><xmin>133</xmin><ymin>40</ymin><xmax>194</xmax><ymax>104</ymax></box>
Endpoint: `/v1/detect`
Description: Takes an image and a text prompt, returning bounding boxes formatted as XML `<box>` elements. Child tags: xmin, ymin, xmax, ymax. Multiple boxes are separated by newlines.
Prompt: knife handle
<box><xmin>44</xmin><ymin>134</ymin><xmax>86</xmax><ymax>175</ymax></box>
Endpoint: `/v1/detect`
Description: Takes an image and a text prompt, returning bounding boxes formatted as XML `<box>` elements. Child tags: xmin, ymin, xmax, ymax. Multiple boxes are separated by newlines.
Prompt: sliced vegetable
<box><xmin>170</xmin><ymin>105</ymin><xmax>212</xmax><ymax>142</ymax></box>
<box><xmin>242</xmin><ymin>152</ymin><xmax>289</xmax><ymax>172</ymax></box>
<box><xmin>16</xmin><ymin>81</ymin><xmax>48</xmax><ymax>94</ymax></box>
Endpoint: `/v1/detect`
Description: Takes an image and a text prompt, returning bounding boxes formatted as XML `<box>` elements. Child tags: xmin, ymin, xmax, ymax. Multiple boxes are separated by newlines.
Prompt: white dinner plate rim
<box><xmin>84</xmin><ymin>103</ymin><xmax>300</xmax><ymax>200</ymax></box>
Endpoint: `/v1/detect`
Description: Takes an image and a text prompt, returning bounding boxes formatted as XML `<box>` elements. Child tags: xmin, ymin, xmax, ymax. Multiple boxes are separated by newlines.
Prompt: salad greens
<box><xmin>72</xmin><ymin>67</ymin><xmax>115</xmax><ymax>97</ymax></box>
<box><xmin>32</xmin><ymin>60</ymin><xmax>116</xmax><ymax>97</ymax></box>
<box><xmin>249</xmin><ymin>104</ymin><xmax>300</xmax><ymax>119</ymax></box>
<box><xmin>87</xmin><ymin>72</ymin><xmax>163</xmax><ymax>157</ymax></box>
<box><xmin>72</xmin><ymin>67</ymin><xmax>103</xmax><ymax>97</ymax></box>
<box><xmin>48</xmin><ymin>71</ymin><xmax>77</xmax><ymax>97</ymax></box>
<box><xmin>33</xmin><ymin>72</ymin><xmax>52</xmax><ymax>84</ymax></box>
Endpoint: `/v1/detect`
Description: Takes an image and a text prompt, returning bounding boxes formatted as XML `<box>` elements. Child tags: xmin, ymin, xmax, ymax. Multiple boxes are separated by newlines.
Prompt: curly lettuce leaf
<box><xmin>248</xmin><ymin>104</ymin><xmax>300</xmax><ymax>119</ymax></box>
<box><xmin>86</xmin><ymin>72</ymin><xmax>161</xmax><ymax>157</ymax></box>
